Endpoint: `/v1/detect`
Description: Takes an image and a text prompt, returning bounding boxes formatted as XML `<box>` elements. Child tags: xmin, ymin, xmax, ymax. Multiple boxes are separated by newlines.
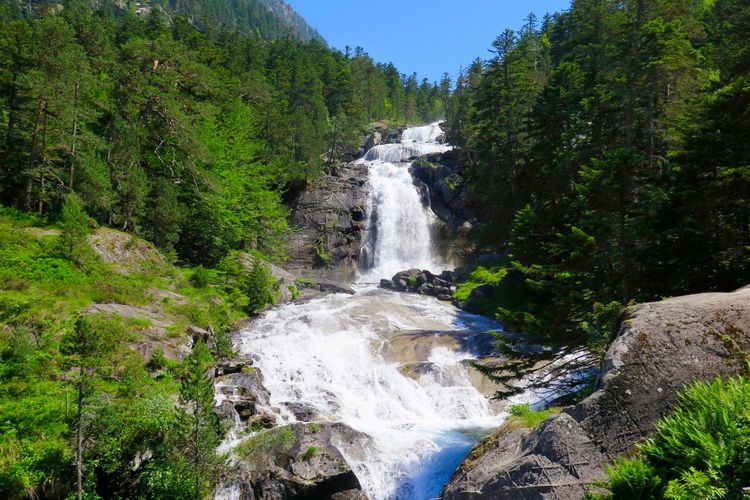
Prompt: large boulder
<box><xmin>441</xmin><ymin>286</ymin><xmax>750</xmax><ymax>499</ymax></box>
<box><xmin>286</xmin><ymin>163</ymin><xmax>369</xmax><ymax>282</ymax></box>
<box><xmin>226</xmin><ymin>423</ymin><xmax>371</xmax><ymax>499</ymax></box>
<box><xmin>380</xmin><ymin>268</ymin><xmax>456</xmax><ymax>299</ymax></box>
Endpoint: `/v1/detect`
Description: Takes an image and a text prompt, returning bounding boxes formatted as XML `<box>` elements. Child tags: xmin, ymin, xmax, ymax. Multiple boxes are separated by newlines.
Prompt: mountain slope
<box><xmin>153</xmin><ymin>0</ymin><xmax>325</xmax><ymax>43</ymax></box>
<box><xmin>21</xmin><ymin>0</ymin><xmax>325</xmax><ymax>43</ymax></box>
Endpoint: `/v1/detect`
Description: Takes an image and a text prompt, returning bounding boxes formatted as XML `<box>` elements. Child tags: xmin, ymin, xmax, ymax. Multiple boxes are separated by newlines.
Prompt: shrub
<box><xmin>244</xmin><ymin>260</ymin><xmax>277</xmax><ymax>314</ymax></box>
<box><xmin>147</xmin><ymin>348</ymin><xmax>167</xmax><ymax>371</ymax></box>
<box><xmin>604</xmin><ymin>377</ymin><xmax>750</xmax><ymax>499</ymax></box>
<box><xmin>58</xmin><ymin>194</ymin><xmax>90</xmax><ymax>266</ymax></box>
<box><xmin>190</xmin><ymin>266</ymin><xmax>210</xmax><ymax>288</ymax></box>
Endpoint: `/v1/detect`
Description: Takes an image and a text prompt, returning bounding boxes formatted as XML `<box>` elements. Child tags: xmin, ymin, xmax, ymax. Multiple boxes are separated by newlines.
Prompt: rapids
<box><xmin>215</xmin><ymin>124</ymin><xmax>559</xmax><ymax>499</ymax></box>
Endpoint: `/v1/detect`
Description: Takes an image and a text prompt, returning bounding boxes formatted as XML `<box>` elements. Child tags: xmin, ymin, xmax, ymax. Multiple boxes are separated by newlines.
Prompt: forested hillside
<box><xmin>22</xmin><ymin>0</ymin><xmax>324</xmax><ymax>42</ymax></box>
<box><xmin>445</xmin><ymin>0</ymin><xmax>749</xmax><ymax>348</ymax></box>
<box><xmin>0</xmin><ymin>0</ymin><xmax>446</xmax><ymax>266</ymax></box>
<box><xmin>0</xmin><ymin>2</ymin><xmax>448</xmax><ymax>497</ymax></box>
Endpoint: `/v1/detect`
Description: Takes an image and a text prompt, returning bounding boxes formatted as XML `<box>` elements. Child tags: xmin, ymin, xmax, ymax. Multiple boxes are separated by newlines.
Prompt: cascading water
<box><xmin>358</xmin><ymin>122</ymin><xmax>451</xmax><ymax>281</ymax></box>
<box><xmin>216</xmin><ymin>124</ymin><xmax>569</xmax><ymax>500</ymax></box>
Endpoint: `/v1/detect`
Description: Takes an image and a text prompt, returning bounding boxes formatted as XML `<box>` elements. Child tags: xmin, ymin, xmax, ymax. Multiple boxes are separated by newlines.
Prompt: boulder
<box><xmin>363</xmin><ymin>131</ymin><xmax>381</xmax><ymax>151</ymax></box>
<box><xmin>441</xmin><ymin>286</ymin><xmax>750</xmax><ymax>499</ymax></box>
<box><xmin>215</xmin><ymin>359</ymin><xmax>251</xmax><ymax>377</ymax></box>
<box><xmin>379</xmin><ymin>279</ymin><xmax>395</xmax><ymax>290</ymax></box>
<box><xmin>468</xmin><ymin>284</ymin><xmax>495</xmax><ymax>300</ymax></box>
<box><xmin>317</xmin><ymin>280</ymin><xmax>357</xmax><ymax>295</ymax></box>
<box><xmin>228</xmin><ymin>423</ymin><xmax>371</xmax><ymax>500</ymax></box>
<box><xmin>215</xmin><ymin>367</ymin><xmax>272</xmax><ymax>426</ymax></box>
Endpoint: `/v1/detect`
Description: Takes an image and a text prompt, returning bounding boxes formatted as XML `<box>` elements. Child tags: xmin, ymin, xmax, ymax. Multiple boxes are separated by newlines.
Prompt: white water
<box><xmin>216</xmin><ymin>125</ymin><xmax>575</xmax><ymax>500</ymax></box>
<box><xmin>231</xmin><ymin>287</ymin><xmax>505</xmax><ymax>499</ymax></box>
<box><xmin>358</xmin><ymin>122</ymin><xmax>451</xmax><ymax>281</ymax></box>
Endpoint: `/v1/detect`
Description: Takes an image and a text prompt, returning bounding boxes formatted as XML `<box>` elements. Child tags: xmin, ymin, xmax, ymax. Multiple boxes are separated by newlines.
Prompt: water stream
<box><xmin>217</xmin><ymin>124</ymin><xmax>552</xmax><ymax>499</ymax></box>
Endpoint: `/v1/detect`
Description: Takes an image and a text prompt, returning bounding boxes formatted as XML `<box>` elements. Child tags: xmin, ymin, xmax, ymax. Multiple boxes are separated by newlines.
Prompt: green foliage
<box><xmin>58</xmin><ymin>194</ymin><xmax>90</xmax><ymax>266</ymax></box>
<box><xmin>176</xmin><ymin>340</ymin><xmax>223</xmax><ymax>497</ymax></box>
<box><xmin>190</xmin><ymin>265</ymin><xmax>210</xmax><ymax>289</ymax></box>
<box><xmin>244</xmin><ymin>259</ymin><xmax>277</xmax><ymax>314</ymax></box>
<box><xmin>299</xmin><ymin>446</ymin><xmax>317</xmax><ymax>461</ymax></box>
<box><xmin>604</xmin><ymin>377</ymin><xmax>750</xmax><ymax>499</ymax></box>
<box><xmin>147</xmin><ymin>347</ymin><xmax>167</xmax><ymax>371</ymax></box>
<box><xmin>444</xmin><ymin>0</ymin><xmax>750</xmax><ymax>349</ymax></box>
<box><xmin>0</xmin><ymin>4</ymin><xmax>441</xmax><ymax>267</ymax></box>
<box><xmin>315</xmin><ymin>242</ymin><xmax>333</xmax><ymax>267</ymax></box>
<box><xmin>506</xmin><ymin>403</ymin><xmax>559</xmax><ymax>429</ymax></box>
<box><xmin>236</xmin><ymin>425</ymin><xmax>296</xmax><ymax>461</ymax></box>
<box><xmin>0</xmin><ymin>214</ymin><xmax>244</xmax><ymax>498</ymax></box>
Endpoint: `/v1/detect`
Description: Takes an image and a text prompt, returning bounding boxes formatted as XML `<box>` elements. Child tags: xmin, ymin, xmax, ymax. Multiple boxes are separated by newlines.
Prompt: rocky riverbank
<box><xmin>440</xmin><ymin>285</ymin><xmax>750</xmax><ymax>499</ymax></box>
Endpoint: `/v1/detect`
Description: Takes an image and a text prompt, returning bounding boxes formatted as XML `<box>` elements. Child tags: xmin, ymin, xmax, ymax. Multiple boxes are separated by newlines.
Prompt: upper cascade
<box><xmin>401</xmin><ymin>122</ymin><xmax>445</xmax><ymax>144</ymax></box>
<box><xmin>363</xmin><ymin>142</ymin><xmax>449</xmax><ymax>163</ymax></box>
<box><xmin>357</xmin><ymin>123</ymin><xmax>452</xmax><ymax>281</ymax></box>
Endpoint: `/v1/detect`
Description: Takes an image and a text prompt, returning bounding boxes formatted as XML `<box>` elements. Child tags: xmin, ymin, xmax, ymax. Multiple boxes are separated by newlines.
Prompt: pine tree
<box><xmin>177</xmin><ymin>340</ymin><xmax>222</xmax><ymax>497</ymax></box>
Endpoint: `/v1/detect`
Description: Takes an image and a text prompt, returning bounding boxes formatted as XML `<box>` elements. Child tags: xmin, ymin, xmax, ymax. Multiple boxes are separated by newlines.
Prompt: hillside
<box><xmin>156</xmin><ymin>0</ymin><xmax>325</xmax><ymax>43</ymax></box>
<box><xmin>20</xmin><ymin>0</ymin><xmax>325</xmax><ymax>43</ymax></box>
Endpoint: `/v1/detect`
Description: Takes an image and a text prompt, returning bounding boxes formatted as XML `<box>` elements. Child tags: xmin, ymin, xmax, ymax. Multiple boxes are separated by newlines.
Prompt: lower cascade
<box><xmin>216</xmin><ymin>124</ymin><xmax>555</xmax><ymax>499</ymax></box>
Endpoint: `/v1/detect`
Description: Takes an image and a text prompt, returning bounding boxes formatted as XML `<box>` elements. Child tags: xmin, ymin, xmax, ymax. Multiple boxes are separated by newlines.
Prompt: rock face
<box><xmin>410</xmin><ymin>151</ymin><xmax>474</xmax><ymax>264</ymax></box>
<box><xmin>286</xmin><ymin>163</ymin><xmax>369</xmax><ymax>282</ymax></box>
<box><xmin>410</xmin><ymin>151</ymin><xmax>470</xmax><ymax>228</ymax></box>
<box><xmin>228</xmin><ymin>423</ymin><xmax>371</xmax><ymax>500</ymax></box>
<box><xmin>441</xmin><ymin>286</ymin><xmax>750</xmax><ymax>499</ymax></box>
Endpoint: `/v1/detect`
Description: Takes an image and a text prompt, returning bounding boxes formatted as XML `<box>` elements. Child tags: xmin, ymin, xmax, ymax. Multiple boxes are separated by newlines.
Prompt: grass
<box><xmin>235</xmin><ymin>425</ymin><xmax>296</xmax><ymax>461</ymax></box>
<box><xmin>0</xmin><ymin>210</ymin><xmax>251</xmax><ymax>497</ymax></box>
<box><xmin>505</xmin><ymin>403</ymin><xmax>560</xmax><ymax>430</ymax></box>
<box><xmin>298</xmin><ymin>446</ymin><xmax>317</xmax><ymax>461</ymax></box>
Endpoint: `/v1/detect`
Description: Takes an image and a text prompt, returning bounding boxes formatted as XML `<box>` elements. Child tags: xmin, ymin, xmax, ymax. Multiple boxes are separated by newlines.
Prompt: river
<box><xmin>217</xmin><ymin>124</ymin><xmax>546</xmax><ymax>499</ymax></box>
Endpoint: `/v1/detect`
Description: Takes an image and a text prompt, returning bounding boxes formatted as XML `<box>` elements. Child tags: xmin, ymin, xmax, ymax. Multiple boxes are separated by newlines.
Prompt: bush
<box><xmin>244</xmin><ymin>260</ymin><xmax>277</xmax><ymax>314</ymax></box>
<box><xmin>190</xmin><ymin>266</ymin><xmax>210</xmax><ymax>288</ymax></box>
<box><xmin>147</xmin><ymin>348</ymin><xmax>167</xmax><ymax>371</ymax></box>
<box><xmin>603</xmin><ymin>377</ymin><xmax>750</xmax><ymax>499</ymax></box>
<box><xmin>58</xmin><ymin>194</ymin><xmax>90</xmax><ymax>266</ymax></box>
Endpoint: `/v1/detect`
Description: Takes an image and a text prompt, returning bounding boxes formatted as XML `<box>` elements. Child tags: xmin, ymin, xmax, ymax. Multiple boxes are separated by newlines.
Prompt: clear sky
<box><xmin>286</xmin><ymin>0</ymin><xmax>572</xmax><ymax>83</ymax></box>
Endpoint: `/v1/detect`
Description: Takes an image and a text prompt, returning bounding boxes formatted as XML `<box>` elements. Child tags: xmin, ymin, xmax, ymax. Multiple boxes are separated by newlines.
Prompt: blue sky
<box><xmin>287</xmin><ymin>0</ymin><xmax>572</xmax><ymax>83</ymax></box>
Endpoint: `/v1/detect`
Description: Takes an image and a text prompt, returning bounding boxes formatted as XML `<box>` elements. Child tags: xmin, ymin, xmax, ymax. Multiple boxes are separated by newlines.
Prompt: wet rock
<box><xmin>379</xmin><ymin>279</ymin><xmax>395</xmax><ymax>290</ymax></box>
<box><xmin>364</xmin><ymin>131</ymin><xmax>381</xmax><ymax>151</ymax></box>
<box><xmin>381</xmin><ymin>268</ymin><xmax>458</xmax><ymax>302</ymax></box>
<box><xmin>284</xmin><ymin>402</ymin><xmax>319</xmax><ymax>422</ymax></box>
<box><xmin>246</xmin><ymin>413</ymin><xmax>276</xmax><ymax>430</ymax></box>
<box><xmin>214</xmin><ymin>400</ymin><xmax>237</xmax><ymax>422</ymax></box>
<box><xmin>229</xmin><ymin>423</ymin><xmax>371</xmax><ymax>500</ymax></box>
<box><xmin>215</xmin><ymin>359</ymin><xmax>251</xmax><ymax>377</ymax></box>
<box><xmin>384</xmin><ymin>128</ymin><xmax>404</xmax><ymax>144</ymax></box>
<box><xmin>441</xmin><ymin>286</ymin><xmax>750</xmax><ymax>499</ymax></box>
<box><xmin>468</xmin><ymin>284</ymin><xmax>494</xmax><ymax>300</ymax></box>
<box><xmin>216</xmin><ymin>366</ymin><xmax>272</xmax><ymax>426</ymax></box>
<box><xmin>381</xmin><ymin>330</ymin><xmax>498</xmax><ymax>366</ymax></box>
<box><xmin>235</xmin><ymin>399</ymin><xmax>258</xmax><ymax>421</ymax></box>
<box><xmin>317</xmin><ymin>281</ymin><xmax>356</xmax><ymax>295</ymax></box>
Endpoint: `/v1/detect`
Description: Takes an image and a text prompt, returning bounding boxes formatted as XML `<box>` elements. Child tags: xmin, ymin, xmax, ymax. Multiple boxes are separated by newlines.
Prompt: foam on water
<box><xmin>215</xmin><ymin>124</ymin><xmax>586</xmax><ymax>500</ymax></box>
<box><xmin>358</xmin><ymin>124</ymin><xmax>451</xmax><ymax>282</ymax></box>
<box><xmin>231</xmin><ymin>286</ymin><xmax>505</xmax><ymax>500</ymax></box>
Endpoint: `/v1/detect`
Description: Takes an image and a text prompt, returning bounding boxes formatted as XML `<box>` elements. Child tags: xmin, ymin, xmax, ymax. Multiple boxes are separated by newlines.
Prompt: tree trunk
<box><xmin>69</xmin><ymin>79</ymin><xmax>80</xmax><ymax>190</ymax></box>
<box><xmin>76</xmin><ymin>372</ymin><xmax>84</xmax><ymax>500</ymax></box>
<box><xmin>25</xmin><ymin>99</ymin><xmax>45</xmax><ymax>211</ymax></box>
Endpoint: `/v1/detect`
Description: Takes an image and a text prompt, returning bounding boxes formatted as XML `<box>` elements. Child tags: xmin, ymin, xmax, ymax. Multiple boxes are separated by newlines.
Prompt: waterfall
<box><xmin>358</xmin><ymin>123</ymin><xmax>451</xmax><ymax>281</ymax></box>
<box><xmin>216</xmin><ymin>124</ymin><xmax>580</xmax><ymax>500</ymax></box>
